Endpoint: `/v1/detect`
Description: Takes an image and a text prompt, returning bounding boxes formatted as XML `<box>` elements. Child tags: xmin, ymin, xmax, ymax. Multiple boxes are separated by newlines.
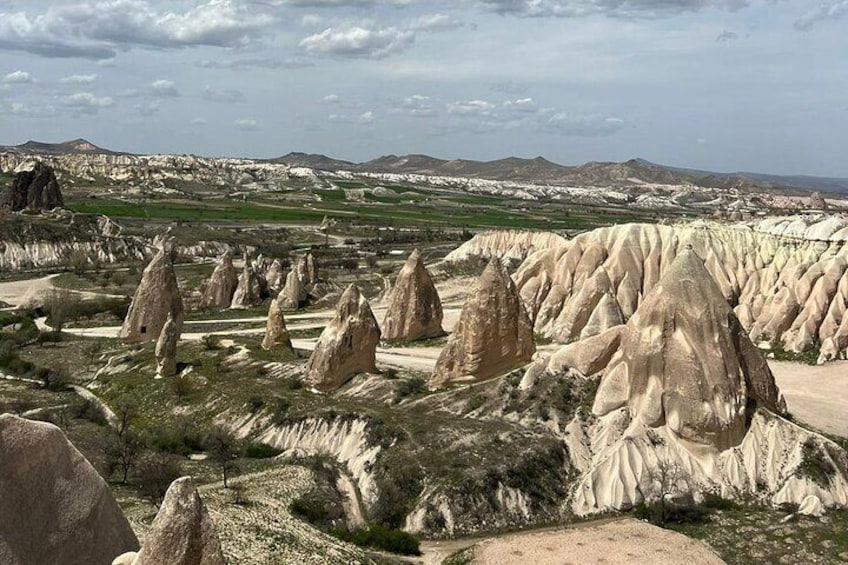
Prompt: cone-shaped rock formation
<box><xmin>381</xmin><ymin>249</ymin><xmax>444</xmax><ymax>342</ymax></box>
<box><xmin>265</xmin><ymin>259</ymin><xmax>284</xmax><ymax>291</ymax></box>
<box><xmin>305</xmin><ymin>284</ymin><xmax>381</xmax><ymax>391</ymax></box>
<box><xmin>431</xmin><ymin>260</ymin><xmax>535</xmax><ymax>387</ymax></box>
<box><xmin>128</xmin><ymin>477</ymin><xmax>224</xmax><ymax>565</ymax></box>
<box><xmin>199</xmin><ymin>249</ymin><xmax>238</xmax><ymax>309</ymax></box>
<box><xmin>262</xmin><ymin>294</ymin><xmax>294</xmax><ymax>353</ymax></box>
<box><xmin>279</xmin><ymin>265</ymin><xmax>308</xmax><ymax>309</ymax></box>
<box><xmin>230</xmin><ymin>253</ymin><xmax>264</xmax><ymax>309</ymax></box>
<box><xmin>119</xmin><ymin>245</ymin><xmax>184</xmax><ymax>343</ymax></box>
<box><xmin>593</xmin><ymin>248</ymin><xmax>784</xmax><ymax>449</ymax></box>
<box><xmin>155</xmin><ymin>313</ymin><xmax>179</xmax><ymax>378</ymax></box>
<box><xmin>0</xmin><ymin>414</ymin><xmax>139</xmax><ymax>564</ymax></box>
<box><xmin>3</xmin><ymin>162</ymin><xmax>64</xmax><ymax>211</ymax></box>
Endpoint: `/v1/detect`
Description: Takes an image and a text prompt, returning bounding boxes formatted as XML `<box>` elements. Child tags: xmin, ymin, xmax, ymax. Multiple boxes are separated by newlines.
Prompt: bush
<box><xmin>245</xmin><ymin>443</ymin><xmax>283</xmax><ymax>459</ymax></box>
<box><xmin>136</xmin><ymin>454</ymin><xmax>183</xmax><ymax>506</ymax></box>
<box><xmin>270</xmin><ymin>396</ymin><xmax>291</xmax><ymax>426</ymax></box>
<box><xmin>202</xmin><ymin>334</ymin><xmax>222</xmax><ymax>351</ymax></box>
<box><xmin>393</xmin><ymin>376</ymin><xmax>425</xmax><ymax>403</ymax></box>
<box><xmin>248</xmin><ymin>395</ymin><xmax>265</xmax><ymax>412</ymax></box>
<box><xmin>634</xmin><ymin>500</ymin><xmax>711</xmax><ymax>526</ymax></box>
<box><xmin>332</xmin><ymin>526</ymin><xmax>421</xmax><ymax>556</ymax></box>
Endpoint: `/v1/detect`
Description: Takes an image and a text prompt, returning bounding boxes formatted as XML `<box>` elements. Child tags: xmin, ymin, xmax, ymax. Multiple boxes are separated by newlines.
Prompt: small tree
<box><xmin>113</xmin><ymin>396</ymin><xmax>137</xmax><ymax>438</ymax></box>
<box><xmin>43</xmin><ymin>289</ymin><xmax>81</xmax><ymax>335</ymax></box>
<box><xmin>137</xmin><ymin>454</ymin><xmax>183</xmax><ymax>507</ymax></box>
<box><xmin>105</xmin><ymin>430</ymin><xmax>146</xmax><ymax>484</ymax></box>
<box><xmin>207</xmin><ymin>425</ymin><xmax>243</xmax><ymax>488</ymax></box>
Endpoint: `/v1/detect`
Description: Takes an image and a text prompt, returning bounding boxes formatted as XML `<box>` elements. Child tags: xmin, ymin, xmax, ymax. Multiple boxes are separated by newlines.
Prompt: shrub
<box><xmin>248</xmin><ymin>395</ymin><xmax>265</xmax><ymax>412</ymax></box>
<box><xmin>270</xmin><ymin>396</ymin><xmax>291</xmax><ymax>426</ymax></box>
<box><xmin>136</xmin><ymin>454</ymin><xmax>183</xmax><ymax>506</ymax></box>
<box><xmin>331</xmin><ymin>526</ymin><xmax>421</xmax><ymax>556</ymax></box>
<box><xmin>202</xmin><ymin>334</ymin><xmax>222</xmax><ymax>351</ymax></box>
<box><xmin>245</xmin><ymin>443</ymin><xmax>283</xmax><ymax>459</ymax></box>
<box><xmin>393</xmin><ymin>376</ymin><xmax>425</xmax><ymax>403</ymax></box>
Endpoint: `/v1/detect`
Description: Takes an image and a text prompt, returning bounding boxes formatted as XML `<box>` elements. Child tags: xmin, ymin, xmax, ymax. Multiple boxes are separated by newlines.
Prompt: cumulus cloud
<box><xmin>396</xmin><ymin>94</ymin><xmax>436</xmax><ymax>117</ymax></box>
<box><xmin>197</xmin><ymin>57</ymin><xmax>313</xmax><ymax>70</ymax></box>
<box><xmin>7</xmin><ymin>101</ymin><xmax>58</xmax><ymax>118</ymax></box>
<box><xmin>135</xmin><ymin>100</ymin><xmax>162</xmax><ymax>116</ymax></box>
<box><xmin>502</xmin><ymin>97</ymin><xmax>537</xmax><ymax>112</ymax></box>
<box><xmin>323</xmin><ymin>94</ymin><xmax>341</xmax><ymax>103</ymax></box>
<box><xmin>202</xmin><ymin>85</ymin><xmax>244</xmax><ymax>103</ymax></box>
<box><xmin>407</xmin><ymin>13</ymin><xmax>466</xmax><ymax>32</ymax></box>
<box><xmin>0</xmin><ymin>0</ymin><xmax>276</xmax><ymax>59</ymax></box>
<box><xmin>235</xmin><ymin>118</ymin><xmax>259</xmax><ymax>130</ymax></box>
<box><xmin>62</xmin><ymin>91</ymin><xmax>114</xmax><ymax>113</ymax></box>
<box><xmin>447</xmin><ymin>99</ymin><xmax>497</xmax><ymax>116</ymax></box>
<box><xmin>359</xmin><ymin>110</ymin><xmax>375</xmax><ymax>123</ymax></box>
<box><xmin>60</xmin><ymin>73</ymin><xmax>97</xmax><ymax>84</ymax></box>
<box><xmin>151</xmin><ymin>79</ymin><xmax>179</xmax><ymax>97</ymax></box>
<box><xmin>544</xmin><ymin>112</ymin><xmax>625</xmax><ymax>136</ymax></box>
<box><xmin>300</xmin><ymin>26</ymin><xmax>415</xmax><ymax>58</ymax></box>
<box><xmin>478</xmin><ymin>0</ymin><xmax>749</xmax><ymax>18</ymax></box>
<box><xmin>2</xmin><ymin>70</ymin><xmax>32</xmax><ymax>84</ymax></box>
<box><xmin>795</xmin><ymin>1</ymin><xmax>848</xmax><ymax>31</ymax></box>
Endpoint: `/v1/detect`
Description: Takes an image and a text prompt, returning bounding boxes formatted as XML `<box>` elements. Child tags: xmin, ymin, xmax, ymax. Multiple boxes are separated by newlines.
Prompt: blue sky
<box><xmin>0</xmin><ymin>0</ymin><xmax>846</xmax><ymax>176</ymax></box>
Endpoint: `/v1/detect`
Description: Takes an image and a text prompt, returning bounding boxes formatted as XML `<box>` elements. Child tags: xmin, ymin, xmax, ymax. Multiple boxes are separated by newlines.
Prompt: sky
<box><xmin>0</xmin><ymin>0</ymin><xmax>846</xmax><ymax>177</ymax></box>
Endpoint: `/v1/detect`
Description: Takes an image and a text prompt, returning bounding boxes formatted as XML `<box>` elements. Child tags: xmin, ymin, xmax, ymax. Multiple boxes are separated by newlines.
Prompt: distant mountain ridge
<box><xmin>4</xmin><ymin>139</ymin><xmax>848</xmax><ymax>193</ymax></box>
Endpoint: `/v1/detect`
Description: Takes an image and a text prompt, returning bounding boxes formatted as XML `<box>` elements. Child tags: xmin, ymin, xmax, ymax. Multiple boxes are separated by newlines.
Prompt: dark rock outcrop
<box><xmin>3</xmin><ymin>163</ymin><xmax>63</xmax><ymax>211</ymax></box>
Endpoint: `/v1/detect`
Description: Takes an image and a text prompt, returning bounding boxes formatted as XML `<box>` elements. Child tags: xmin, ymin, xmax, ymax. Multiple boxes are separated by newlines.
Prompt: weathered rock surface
<box><xmin>155</xmin><ymin>313</ymin><xmax>179</xmax><ymax>378</ymax></box>
<box><xmin>593</xmin><ymin>249</ymin><xmax>784</xmax><ymax>449</ymax></box>
<box><xmin>537</xmin><ymin>250</ymin><xmax>848</xmax><ymax>515</ymax></box>
<box><xmin>265</xmin><ymin>259</ymin><xmax>284</xmax><ymax>291</ymax></box>
<box><xmin>262</xmin><ymin>294</ymin><xmax>294</xmax><ymax>353</ymax></box>
<box><xmin>230</xmin><ymin>253</ymin><xmax>265</xmax><ymax>309</ymax></box>
<box><xmin>128</xmin><ymin>477</ymin><xmax>224</xmax><ymax>565</ymax></box>
<box><xmin>3</xmin><ymin>163</ymin><xmax>63</xmax><ymax>211</ymax></box>
<box><xmin>431</xmin><ymin>260</ymin><xmax>535</xmax><ymax>387</ymax></box>
<box><xmin>381</xmin><ymin>249</ymin><xmax>444</xmax><ymax>342</ymax></box>
<box><xmin>119</xmin><ymin>245</ymin><xmax>184</xmax><ymax>343</ymax></box>
<box><xmin>514</xmin><ymin>216</ymin><xmax>848</xmax><ymax>360</ymax></box>
<box><xmin>0</xmin><ymin>414</ymin><xmax>138</xmax><ymax>565</ymax></box>
<box><xmin>279</xmin><ymin>264</ymin><xmax>308</xmax><ymax>309</ymax></box>
<box><xmin>305</xmin><ymin>284</ymin><xmax>381</xmax><ymax>391</ymax></box>
<box><xmin>199</xmin><ymin>249</ymin><xmax>238</xmax><ymax>309</ymax></box>
<box><xmin>444</xmin><ymin>230</ymin><xmax>567</xmax><ymax>265</ymax></box>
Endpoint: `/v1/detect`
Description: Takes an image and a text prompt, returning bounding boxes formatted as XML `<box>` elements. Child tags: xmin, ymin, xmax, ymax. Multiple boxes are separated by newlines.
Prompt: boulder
<box><xmin>199</xmin><ymin>249</ymin><xmax>238</xmax><ymax>309</ymax></box>
<box><xmin>129</xmin><ymin>477</ymin><xmax>224</xmax><ymax>565</ymax></box>
<box><xmin>155</xmin><ymin>313</ymin><xmax>179</xmax><ymax>378</ymax></box>
<box><xmin>0</xmin><ymin>414</ymin><xmax>138</xmax><ymax>565</ymax></box>
<box><xmin>431</xmin><ymin>260</ymin><xmax>535</xmax><ymax>387</ymax></box>
<box><xmin>119</xmin><ymin>245</ymin><xmax>184</xmax><ymax>343</ymax></box>
<box><xmin>381</xmin><ymin>249</ymin><xmax>445</xmax><ymax>342</ymax></box>
<box><xmin>262</xmin><ymin>294</ymin><xmax>294</xmax><ymax>353</ymax></box>
<box><xmin>305</xmin><ymin>284</ymin><xmax>381</xmax><ymax>391</ymax></box>
<box><xmin>3</xmin><ymin>162</ymin><xmax>63</xmax><ymax>211</ymax></box>
<box><xmin>797</xmin><ymin>494</ymin><xmax>825</xmax><ymax>517</ymax></box>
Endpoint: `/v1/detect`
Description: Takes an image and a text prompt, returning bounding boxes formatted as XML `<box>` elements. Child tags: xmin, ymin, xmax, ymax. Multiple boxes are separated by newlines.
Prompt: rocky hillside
<box><xmin>515</xmin><ymin>215</ymin><xmax>848</xmax><ymax>363</ymax></box>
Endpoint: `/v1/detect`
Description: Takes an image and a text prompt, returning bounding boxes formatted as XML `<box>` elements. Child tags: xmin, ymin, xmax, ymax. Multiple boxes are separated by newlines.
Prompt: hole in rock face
<box><xmin>140</xmin><ymin>325</ymin><xmax>147</xmax><ymax>334</ymax></box>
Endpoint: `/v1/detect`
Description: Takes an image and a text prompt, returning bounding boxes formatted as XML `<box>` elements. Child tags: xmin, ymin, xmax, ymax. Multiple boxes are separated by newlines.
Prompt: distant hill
<box><xmin>1</xmin><ymin>138</ymin><xmax>125</xmax><ymax>156</ymax></box>
<box><xmin>269</xmin><ymin>152</ymin><xmax>355</xmax><ymax>171</ymax></box>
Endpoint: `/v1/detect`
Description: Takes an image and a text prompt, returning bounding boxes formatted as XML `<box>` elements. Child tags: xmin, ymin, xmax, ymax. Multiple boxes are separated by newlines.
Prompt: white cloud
<box><xmin>197</xmin><ymin>58</ymin><xmax>313</xmax><ymax>70</ymax></box>
<box><xmin>396</xmin><ymin>94</ymin><xmax>436</xmax><ymax>117</ymax></box>
<box><xmin>60</xmin><ymin>73</ymin><xmax>97</xmax><ymax>84</ymax></box>
<box><xmin>235</xmin><ymin>118</ymin><xmax>259</xmax><ymax>130</ymax></box>
<box><xmin>202</xmin><ymin>86</ymin><xmax>244</xmax><ymax>103</ymax></box>
<box><xmin>62</xmin><ymin>91</ymin><xmax>114</xmax><ymax>113</ymax></box>
<box><xmin>7</xmin><ymin>101</ymin><xmax>57</xmax><ymax>117</ymax></box>
<box><xmin>447</xmin><ymin>99</ymin><xmax>496</xmax><ymax>116</ymax></box>
<box><xmin>135</xmin><ymin>100</ymin><xmax>162</xmax><ymax>116</ymax></box>
<box><xmin>300</xmin><ymin>26</ymin><xmax>415</xmax><ymax>59</ymax></box>
<box><xmin>359</xmin><ymin>110</ymin><xmax>375</xmax><ymax>123</ymax></box>
<box><xmin>323</xmin><ymin>94</ymin><xmax>341</xmax><ymax>104</ymax></box>
<box><xmin>795</xmin><ymin>1</ymin><xmax>848</xmax><ymax>30</ymax></box>
<box><xmin>151</xmin><ymin>79</ymin><xmax>179</xmax><ymax>97</ymax></box>
<box><xmin>544</xmin><ymin>112</ymin><xmax>625</xmax><ymax>136</ymax></box>
<box><xmin>2</xmin><ymin>70</ymin><xmax>32</xmax><ymax>84</ymax></box>
<box><xmin>502</xmin><ymin>97</ymin><xmax>537</xmax><ymax>112</ymax></box>
<box><xmin>0</xmin><ymin>0</ymin><xmax>276</xmax><ymax>59</ymax></box>
<box><xmin>478</xmin><ymin>0</ymin><xmax>750</xmax><ymax>19</ymax></box>
<box><xmin>407</xmin><ymin>13</ymin><xmax>465</xmax><ymax>32</ymax></box>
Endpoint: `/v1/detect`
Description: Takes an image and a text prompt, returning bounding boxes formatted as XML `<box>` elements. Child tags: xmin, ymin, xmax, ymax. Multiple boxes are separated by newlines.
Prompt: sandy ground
<box><xmin>770</xmin><ymin>360</ymin><xmax>848</xmax><ymax>437</ymax></box>
<box><xmin>466</xmin><ymin>518</ymin><xmax>725</xmax><ymax>565</ymax></box>
<box><xmin>0</xmin><ymin>275</ymin><xmax>56</xmax><ymax>308</ymax></box>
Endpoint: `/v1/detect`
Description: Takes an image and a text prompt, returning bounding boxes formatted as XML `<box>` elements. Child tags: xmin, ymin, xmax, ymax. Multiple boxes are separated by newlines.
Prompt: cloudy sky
<box><xmin>0</xmin><ymin>0</ymin><xmax>845</xmax><ymax>176</ymax></box>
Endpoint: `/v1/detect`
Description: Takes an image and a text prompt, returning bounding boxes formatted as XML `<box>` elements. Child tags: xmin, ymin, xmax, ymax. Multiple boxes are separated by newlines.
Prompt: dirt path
<box><xmin>769</xmin><ymin>360</ymin><xmax>848</xmax><ymax>437</ymax></box>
